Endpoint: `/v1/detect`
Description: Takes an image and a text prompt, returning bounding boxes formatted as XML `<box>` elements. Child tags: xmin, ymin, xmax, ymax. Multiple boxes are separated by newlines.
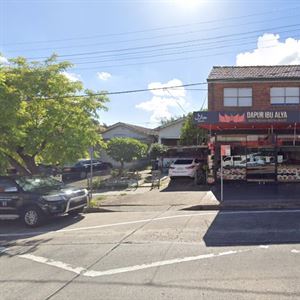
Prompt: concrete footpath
<box><xmin>92</xmin><ymin>181</ymin><xmax>300</xmax><ymax>212</ymax></box>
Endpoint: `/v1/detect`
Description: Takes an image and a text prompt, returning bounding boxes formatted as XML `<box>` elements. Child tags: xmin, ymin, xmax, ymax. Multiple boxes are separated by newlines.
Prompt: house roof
<box><xmin>155</xmin><ymin>117</ymin><xmax>186</xmax><ymax>130</ymax></box>
<box><xmin>207</xmin><ymin>65</ymin><xmax>300</xmax><ymax>81</ymax></box>
<box><xmin>103</xmin><ymin>122</ymin><xmax>158</xmax><ymax>137</ymax></box>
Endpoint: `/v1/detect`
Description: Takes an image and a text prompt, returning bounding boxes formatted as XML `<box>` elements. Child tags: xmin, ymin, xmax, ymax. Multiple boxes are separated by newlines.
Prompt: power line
<box><xmin>27</xmin><ymin>23</ymin><xmax>300</xmax><ymax>60</ymax></box>
<box><xmin>42</xmin><ymin>82</ymin><xmax>207</xmax><ymax>100</ymax></box>
<box><xmin>73</xmin><ymin>41</ymin><xmax>299</xmax><ymax>70</ymax></box>
<box><xmin>64</xmin><ymin>28</ymin><xmax>298</xmax><ymax>62</ymax></box>
<box><xmin>165</xmin><ymin>89</ymin><xmax>187</xmax><ymax>114</ymax></box>
<box><xmin>70</xmin><ymin>31</ymin><xmax>300</xmax><ymax>66</ymax></box>
<box><xmin>3</xmin><ymin>5</ymin><xmax>300</xmax><ymax>47</ymax></box>
<box><xmin>5</xmin><ymin>12</ymin><xmax>300</xmax><ymax>54</ymax></box>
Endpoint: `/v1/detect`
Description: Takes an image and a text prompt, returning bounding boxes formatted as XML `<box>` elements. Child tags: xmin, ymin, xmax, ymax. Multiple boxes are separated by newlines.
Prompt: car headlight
<box><xmin>42</xmin><ymin>195</ymin><xmax>65</xmax><ymax>202</ymax></box>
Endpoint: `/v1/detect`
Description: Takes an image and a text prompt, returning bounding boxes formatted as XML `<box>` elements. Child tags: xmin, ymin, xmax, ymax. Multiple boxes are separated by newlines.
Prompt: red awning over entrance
<box><xmin>199</xmin><ymin>123</ymin><xmax>300</xmax><ymax>131</ymax></box>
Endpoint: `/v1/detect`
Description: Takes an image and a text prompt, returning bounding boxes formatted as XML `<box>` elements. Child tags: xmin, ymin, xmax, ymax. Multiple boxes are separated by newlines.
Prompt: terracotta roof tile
<box><xmin>208</xmin><ymin>65</ymin><xmax>300</xmax><ymax>81</ymax></box>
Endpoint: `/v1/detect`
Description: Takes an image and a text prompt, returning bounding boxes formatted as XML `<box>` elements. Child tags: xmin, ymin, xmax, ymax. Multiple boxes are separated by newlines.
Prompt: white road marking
<box><xmin>83</xmin><ymin>249</ymin><xmax>249</xmax><ymax>277</ymax></box>
<box><xmin>259</xmin><ymin>245</ymin><xmax>269</xmax><ymax>249</ymax></box>
<box><xmin>2</xmin><ymin>209</ymin><xmax>300</xmax><ymax>238</ymax></box>
<box><xmin>17</xmin><ymin>249</ymin><xmax>249</xmax><ymax>278</ymax></box>
<box><xmin>0</xmin><ymin>247</ymin><xmax>7</xmax><ymax>254</ymax></box>
<box><xmin>291</xmin><ymin>249</ymin><xmax>300</xmax><ymax>253</ymax></box>
<box><xmin>19</xmin><ymin>253</ymin><xmax>87</xmax><ymax>275</ymax></box>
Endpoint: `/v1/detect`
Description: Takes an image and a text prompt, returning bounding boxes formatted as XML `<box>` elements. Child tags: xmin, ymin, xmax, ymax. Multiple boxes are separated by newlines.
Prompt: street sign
<box><xmin>221</xmin><ymin>145</ymin><xmax>231</xmax><ymax>156</ymax></box>
<box><xmin>220</xmin><ymin>145</ymin><xmax>230</xmax><ymax>203</ymax></box>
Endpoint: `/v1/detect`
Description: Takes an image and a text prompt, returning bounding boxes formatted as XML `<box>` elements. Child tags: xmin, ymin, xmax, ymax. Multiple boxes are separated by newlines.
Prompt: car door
<box><xmin>0</xmin><ymin>178</ymin><xmax>22</xmax><ymax>215</ymax></box>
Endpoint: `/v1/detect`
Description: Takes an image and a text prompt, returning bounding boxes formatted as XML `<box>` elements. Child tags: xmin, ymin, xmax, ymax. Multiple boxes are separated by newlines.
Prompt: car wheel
<box><xmin>68</xmin><ymin>207</ymin><xmax>85</xmax><ymax>216</ymax></box>
<box><xmin>80</xmin><ymin>171</ymin><xmax>87</xmax><ymax>179</ymax></box>
<box><xmin>22</xmin><ymin>206</ymin><xmax>43</xmax><ymax>227</ymax></box>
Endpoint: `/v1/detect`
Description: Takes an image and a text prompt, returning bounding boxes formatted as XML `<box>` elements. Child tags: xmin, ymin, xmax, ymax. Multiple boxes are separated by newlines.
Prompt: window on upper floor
<box><xmin>270</xmin><ymin>87</ymin><xmax>300</xmax><ymax>104</ymax></box>
<box><xmin>223</xmin><ymin>88</ymin><xmax>252</xmax><ymax>107</ymax></box>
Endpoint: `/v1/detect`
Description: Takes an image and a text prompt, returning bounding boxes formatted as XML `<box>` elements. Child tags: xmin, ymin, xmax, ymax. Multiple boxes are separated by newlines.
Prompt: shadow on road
<box><xmin>0</xmin><ymin>214</ymin><xmax>85</xmax><ymax>246</ymax></box>
<box><xmin>160</xmin><ymin>177</ymin><xmax>210</xmax><ymax>192</ymax></box>
<box><xmin>203</xmin><ymin>209</ymin><xmax>300</xmax><ymax>247</ymax></box>
<box><xmin>211</xmin><ymin>182</ymin><xmax>300</xmax><ymax>202</ymax></box>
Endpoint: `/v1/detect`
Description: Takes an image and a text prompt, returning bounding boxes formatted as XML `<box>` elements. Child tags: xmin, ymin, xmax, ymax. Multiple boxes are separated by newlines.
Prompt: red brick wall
<box><xmin>208</xmin><ymin>81</ymin><xmax>300</xmax><ymax>111</ymax></box>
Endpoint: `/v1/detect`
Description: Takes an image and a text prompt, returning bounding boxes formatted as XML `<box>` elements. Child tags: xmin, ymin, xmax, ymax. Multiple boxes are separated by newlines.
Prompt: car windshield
<box><xmin>174</xmin><ymin>159</ymin><xmax>193</xmax><ymax>165</ymax></box>
<box><xmin>16</xmin><ymin>177</ymin><xmax>64</xmax><ymax>192</ymax></box>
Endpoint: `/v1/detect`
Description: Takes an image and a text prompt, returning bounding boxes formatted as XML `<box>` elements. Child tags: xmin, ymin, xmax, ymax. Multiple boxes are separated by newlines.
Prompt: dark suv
<box><xmin>62</xmin><ymin>159</ymin><xmax>112</xmax><ymax>181</ymax></box>
<box><xmin>0</xmin><ymin>176</ymin><xmax>89</xmax><ymax>227</ymax></box>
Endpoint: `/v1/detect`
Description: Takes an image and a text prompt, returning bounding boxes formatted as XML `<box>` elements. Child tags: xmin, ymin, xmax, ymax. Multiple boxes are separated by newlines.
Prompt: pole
<box><xmin>89</xmin><ymin>147</ymin><xmax>94</xmax><ymax>203</ymax></box>
<box><xmin>293</xmin><ymin>122</ymin><xmax>297</xmax><ymax>146</ymax></box>
<box><xmin>220</xmin><ymin>155</ymin><xmax>223</xmax><ymax>202</ymax></box>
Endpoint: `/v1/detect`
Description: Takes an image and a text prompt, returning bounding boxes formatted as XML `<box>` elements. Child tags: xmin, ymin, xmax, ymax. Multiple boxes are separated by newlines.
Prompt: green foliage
<box><xmin>148</xmin><ymin>143</ymin><xmax>167</xmax><ymax>159</ymax></box>
<box><xmin>180</xmin><ymin>113</ymin><xmax>207</xmax><ymax>146</ymax></box>
<box><xmin>0</xmin><ymin>152</ymin><xmax>9</xmax><ymax>175</ymax></box>
<box><xmin>107</xmin><ymin>138</ymin><xmax>147</xmax><ymax>171</ymax></box>
<box><xmin>0</xmin><ymin>55</ymin><xmax>109</xmax><ymax>174</ymax></box>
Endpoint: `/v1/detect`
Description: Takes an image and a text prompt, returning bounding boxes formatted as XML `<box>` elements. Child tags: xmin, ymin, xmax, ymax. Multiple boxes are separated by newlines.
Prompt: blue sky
<box><xmin>1</xmin><ymin>0</ymin><xmax>300</xmax><ymax>127</ymax></box>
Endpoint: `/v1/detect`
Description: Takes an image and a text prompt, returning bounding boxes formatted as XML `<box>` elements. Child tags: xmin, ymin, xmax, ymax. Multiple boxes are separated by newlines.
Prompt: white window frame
<box><xmin>270</xmin><ymin>87</ymin><xmax>300</xmax><ymax>105</ymax></box>
<box><xmin>224</xmin><ymin>88</ymin><xmax>252</xmax><ymax>107</ymax></box>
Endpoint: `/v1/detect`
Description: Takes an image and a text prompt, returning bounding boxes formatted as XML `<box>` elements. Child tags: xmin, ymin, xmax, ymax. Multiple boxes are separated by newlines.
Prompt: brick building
<box><xmin>194</xmin><ymin>65</ymin><xmax>300</xmax><ymax>183</ymax></box>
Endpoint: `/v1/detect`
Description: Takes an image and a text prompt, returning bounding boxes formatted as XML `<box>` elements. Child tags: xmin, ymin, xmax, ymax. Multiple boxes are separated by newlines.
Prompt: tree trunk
<box><xmin>21</xmin><ymin>155</ymin><xmax>39</xmax><ymax>174</ymax></box>
<box><xmin>16</xmin><ymin>149</ymin><xmax>39</xmax><ymax>175</ymax></box>
<box><xmin>5</xmin><ymin>154</ymin><xmax>31</xmax><ymax>175</ymax></box>
<box><xmin>120</xmin><ymin>160</ymin><xmax>124</xmax><ymax>176</ymax></box>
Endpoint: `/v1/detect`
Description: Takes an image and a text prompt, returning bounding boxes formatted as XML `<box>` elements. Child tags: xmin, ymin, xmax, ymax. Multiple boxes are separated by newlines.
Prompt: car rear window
<box><xmin>174</xmin><ymin>160</ymin><xmax>193</xmax><ymax>165</ymax></box>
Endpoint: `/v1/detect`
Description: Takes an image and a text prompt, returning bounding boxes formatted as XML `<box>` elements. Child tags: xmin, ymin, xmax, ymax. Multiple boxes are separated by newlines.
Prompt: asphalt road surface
<box><xmin>1</xmin><ymin>208</ymin><xmax>300</xmax><ymax>300</ymax></box>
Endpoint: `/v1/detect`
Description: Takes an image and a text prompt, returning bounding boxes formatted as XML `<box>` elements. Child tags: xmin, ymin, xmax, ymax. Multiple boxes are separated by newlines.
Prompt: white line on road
<box><xmin>259</xmin><ymin>245</ymin><xmax>269</xmax><ymax>249</ymax></box>
<box><xmin>83</xmin><ymin>249</ymin><xmax>249</xmax><ymax>278</ymax></box>
<box><xmin>2</xmin><ymin>209</ymin><xmax>300</xmax><ymax>238</ymax></box>
<box><xmin>0</xmin><ymin>247</ymin><xmax>7</xmax><ymax>254</ymax></box>
<box><xmin>17</xmin><ymin>249</ymin><xmax>249</xmax><ymax>278</ymax></box>
<box><xmin>19</xmin><ymin>253</ymin><xmax>87</xmax><ymax>274</ymax></box>
<box><xmin>291</xmin><ymin>249</ymin><xmax>300</xmax><ymax>253</ymax></box>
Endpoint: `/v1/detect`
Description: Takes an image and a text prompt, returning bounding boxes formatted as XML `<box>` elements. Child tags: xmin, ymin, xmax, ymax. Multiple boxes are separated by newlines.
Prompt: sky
<box><xmin>1</xmin><ymin>0</ymin><xmax>300</xmax><ymax>128</ymax></box>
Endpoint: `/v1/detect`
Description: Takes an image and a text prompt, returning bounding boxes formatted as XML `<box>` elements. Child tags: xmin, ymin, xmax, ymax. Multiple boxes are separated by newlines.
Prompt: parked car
<box><xmin>168</xmin><ymin>158</ymin><xmax>201</xmax><ymax>179</ymax></box>
<box><xmin>0</xmin><ymin>176</ymin><xmax>89</xmax><ymax>227</ymax></box>
<box><xmin>62</xmin><ymin>159</ymin><xmax>112</xmax><ymax>181</ymax></box>
<box><xmin>222</xmin><ymin>155</ymin><xmax>246</xmax><ymax>167</ymax></box>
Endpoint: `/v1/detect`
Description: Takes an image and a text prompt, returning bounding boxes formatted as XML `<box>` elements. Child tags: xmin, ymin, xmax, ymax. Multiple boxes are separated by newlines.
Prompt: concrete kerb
<box><xmin>84</xmin><ymin>200</ymin><xmax>300</xmax><ymax>213</ymax></box>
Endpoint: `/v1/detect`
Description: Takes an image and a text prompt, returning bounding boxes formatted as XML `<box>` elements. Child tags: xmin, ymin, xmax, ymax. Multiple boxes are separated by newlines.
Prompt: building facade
<box><xmin>194</xmin><ymin>65</ymin><xmax>300</xmax><ymax>183</ymax></box>
<box><xmin>156</xmin><ymin>117</ymin><xmax>186</xmax><ymax>146</ymax></box>
<box><xmin>100</xmin><ymin>122</ymin><xmax>158</xmax><ymax>168</ymax></box>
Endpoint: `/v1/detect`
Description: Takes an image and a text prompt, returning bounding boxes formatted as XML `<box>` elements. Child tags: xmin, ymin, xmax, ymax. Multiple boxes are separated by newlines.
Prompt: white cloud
<box><xmin>0</xmin><ymin>56</ymin><xmax>9</xmax><ymax>65</ymax></box>
<box><xmin>97</xmin><ymin>71</ymin><xmax>112</xmax><ymax>81</ymax></box>
<box><xmin>136</xmin><ymin>79</ymin><xmax>188</xmax><ymax>124</ymax></box>
<box><xmin>236</xmin><ymin>33</ymin><xmax>300</xmax><ymax>66</ymax></box>
<box><xmin>61</xmin><ymin>71</ymin><xmax>81</xmax><ymax>82</ymax></box>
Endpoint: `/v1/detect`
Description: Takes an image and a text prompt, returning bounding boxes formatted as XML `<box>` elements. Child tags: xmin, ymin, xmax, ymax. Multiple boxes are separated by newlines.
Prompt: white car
<box><xmin>222</xmin><ymin>155</ymin><xmax>246</xmax><ymax>168</ymax></box>
<box><xmin>169</xmin><ymin>158</ymin><xmax>200</xmax><ymax>179</ymax></box>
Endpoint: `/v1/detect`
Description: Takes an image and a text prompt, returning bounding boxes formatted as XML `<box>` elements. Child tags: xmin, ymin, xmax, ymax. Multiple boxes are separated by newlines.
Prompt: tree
<box><xmin>159</xmin><ymin>116</ymin><xmax>182</xmax><ymax>126</ymax></box>
<box><xmin>107</xmin><ymin>138</ymin><xmax>147</xmax><ymax>173</ymax></box>
<box><xmin>180</xmin><ymin>113</ymin><xmax>207</xmax><ymax>146</ymax></box>
<box><xmin>0</xmin><ymin>55</ymin><xmax>108</xmax><ymax>174</ymax></box>
<box><xmin>148</xmin><ymin>143</ymin><xmax>167</xmax><ymax>160</ymax></box>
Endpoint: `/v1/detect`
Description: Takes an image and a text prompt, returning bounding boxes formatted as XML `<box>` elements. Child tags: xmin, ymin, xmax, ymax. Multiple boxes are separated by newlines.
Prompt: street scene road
<box><xmin>1</xmin><ymin>193</ymin><xmax>300</xmax><ymax>300</ymax></box>
<box><xmin>2</xmin><ymin>1</ymin><xmax>300</xmax><ymax>300</ymax></box>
